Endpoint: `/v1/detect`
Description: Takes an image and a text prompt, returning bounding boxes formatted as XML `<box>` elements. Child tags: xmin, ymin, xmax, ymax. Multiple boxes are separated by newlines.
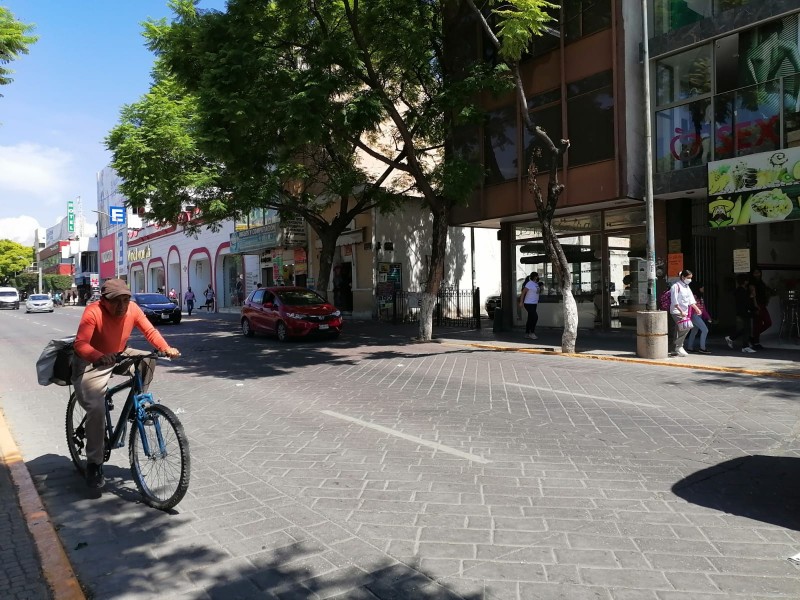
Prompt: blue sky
<box><xmin>0</xmin><ymin>1</ymin><xmax>224</xmax><ymax>245</ymax></box>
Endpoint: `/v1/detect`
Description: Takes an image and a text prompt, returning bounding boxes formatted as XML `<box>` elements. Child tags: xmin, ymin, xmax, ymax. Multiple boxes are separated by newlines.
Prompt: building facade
<box><xmin>449</xmin><ymin>0</ymin><xmax>652</xmax><ymax>330</ymax></box>
<box><xmin>649</xmin><ymin>0</ymin><xmax>800</xmax><ymax>336</ymax></box>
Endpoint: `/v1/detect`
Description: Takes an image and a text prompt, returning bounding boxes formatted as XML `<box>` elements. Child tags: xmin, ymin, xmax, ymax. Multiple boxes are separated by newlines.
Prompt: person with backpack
<box><xmin>669</xmin><ymin>269</ymin><xmax>700</xmax><ymax>357</ymax></box>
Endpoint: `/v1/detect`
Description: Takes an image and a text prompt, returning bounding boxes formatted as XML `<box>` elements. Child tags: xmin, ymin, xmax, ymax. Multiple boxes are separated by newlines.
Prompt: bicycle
<box><xmin>65</xmin><ymin>351</ymin><xmax>190</xmax><ymax>510</ymax></box>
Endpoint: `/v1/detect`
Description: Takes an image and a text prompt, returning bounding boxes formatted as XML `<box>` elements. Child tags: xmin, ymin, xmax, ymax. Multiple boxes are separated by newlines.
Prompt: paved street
<box><xmin>1</xmin><ymin>307</ymin><xmax>800</xmax><ymax>599</ymax></box>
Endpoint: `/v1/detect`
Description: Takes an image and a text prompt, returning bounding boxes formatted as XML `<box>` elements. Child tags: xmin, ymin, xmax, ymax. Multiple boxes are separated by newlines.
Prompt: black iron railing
<box><xmin>385</xmin><ymin>287</ymin><xmax>482</xmax><ymax>329</ymax></box>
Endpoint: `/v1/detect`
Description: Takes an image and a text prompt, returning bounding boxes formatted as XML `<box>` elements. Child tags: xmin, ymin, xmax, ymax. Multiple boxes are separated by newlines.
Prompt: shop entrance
<box><xmin>605</xmin><ymin>231</ymin><xmax>647</xmax><ymax>330</ymax></box>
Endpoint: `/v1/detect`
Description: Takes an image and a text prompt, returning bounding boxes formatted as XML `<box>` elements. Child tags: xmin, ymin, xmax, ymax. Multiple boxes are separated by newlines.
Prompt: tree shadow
<box><xmin>27</xmin><ymin>453</ymin><xmax>482</xmax><ymax>600</ymax></box>
<box><xmin>671</xmin><ymin>455</ymin><xmax>800</xmax><ymax>531</ymax></box>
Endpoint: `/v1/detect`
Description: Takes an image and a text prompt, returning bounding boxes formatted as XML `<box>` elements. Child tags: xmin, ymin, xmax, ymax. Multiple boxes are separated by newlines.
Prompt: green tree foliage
<box><xmin>0</xmin><ymin>239</ymin><xmax>34</xmax><ymax>284</ymax></box>
<box><xmin>43</xmin><ymin>274</ymin><xmax>73</xmax><ymax>293</ymax></box>
<box><xmin>110</xmin><ymin>0</ymin><xmax>554</xmax><ymax>335</ymax></box>
<box><xmin>0</xmin><ymin>7</ymin><xmax>37</xmax><ymax>94</ymax></box>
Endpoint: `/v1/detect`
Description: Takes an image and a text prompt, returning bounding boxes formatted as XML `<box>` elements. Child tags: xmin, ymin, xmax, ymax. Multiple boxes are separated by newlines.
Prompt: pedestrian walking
<box><xmin>750</xmin><ymin>268</ymin><xmax>772</xmax><ymax>349</ymax></box>
<box><xmin>685</xmin><ymin>281</ymin><xmax>711</xmax><ymax>354</ymax></box>
<box><xmin>725</xmin><ymin>274</ymin><xmax>757</xmax><ymax>352</ymax></box>
<box><xmin>518</xmin><ymin>272</ymin><xmax>542</xmax><ymax>340</ymax></box>
<box><xmin>203</xmin><ymin>284</ymin><xmax>215</xmax><ymax>311</ymax></box>
<box><xmin>669</xmin><ymin>269</ymin><xmax>699</xmax><ymax>357</ymax></box>
<box><xmin>184</xmin><ymin>287</ymin><xmax>195</xmax><ymax>316</ymax></box>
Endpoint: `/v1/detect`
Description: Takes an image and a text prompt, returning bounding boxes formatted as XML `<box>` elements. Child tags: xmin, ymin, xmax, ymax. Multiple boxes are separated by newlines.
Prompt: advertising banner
<box><xmin>707</xmin><ymin>148</ymin><xmax>800</xmax><ymax>228</ymax></box>
<box><xmin>99</xmin><ymin>234</ymin><xmax>116</xmax><ymax>280</ymax></box>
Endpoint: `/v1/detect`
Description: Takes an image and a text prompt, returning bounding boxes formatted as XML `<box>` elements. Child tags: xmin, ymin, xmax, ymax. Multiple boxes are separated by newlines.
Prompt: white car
<box><xmin>26</xmin><ymin>293</ymin><xmax>54</xmax><ymax>313</ymax></box>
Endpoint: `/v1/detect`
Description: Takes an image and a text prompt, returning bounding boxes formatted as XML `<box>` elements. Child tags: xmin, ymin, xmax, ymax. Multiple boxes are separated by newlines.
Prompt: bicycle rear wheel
<box><xmin>128</xmin><ymin>404</ymin><xmax>190</xmax><ymax>510</ymax></box>
<box><xmin>65</xmin><ymin>392</ymin><xmax>88</xmax><ymax>476</ymax></box>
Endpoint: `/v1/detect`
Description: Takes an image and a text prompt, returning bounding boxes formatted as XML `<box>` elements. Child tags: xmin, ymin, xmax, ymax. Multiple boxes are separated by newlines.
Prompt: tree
<box><xmin>0</xmin><ymin>7</ymin><xmax>37</xmax><ymax>95</ymax></box>
<box><xmin>43</xmin><ymin>274</ymin><xmax>73</xmax><ymax>293</ymax></box>
<box><xmin>467</xmin><ymin>0</ymin><xmax>578</xmax><ymax>353</ymax></box>
<box><xmin>0</xmin><ymin>239</ymin><xmax>33</xmax><ymax>284</ymax></box>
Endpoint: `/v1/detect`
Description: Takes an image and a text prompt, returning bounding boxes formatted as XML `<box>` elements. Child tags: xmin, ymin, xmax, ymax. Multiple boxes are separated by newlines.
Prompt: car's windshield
<box><xmin>135</xmin><ymin>294</ymin><xmax>171</xmax><ymax>304</ymax></box>
<box><xmin>0</xmin><ymin>291</ymin><xmax>16</xmax><ymax>297</ymax></box>
<box><xmin>29</xmin><ymin>294</ymin><xmax>49</xmax><ymax>301</ymax></box>
<box><xmin>277</xmin><ymin>290</ymin><xmax>326</xmax><ymax>306</ymax></box>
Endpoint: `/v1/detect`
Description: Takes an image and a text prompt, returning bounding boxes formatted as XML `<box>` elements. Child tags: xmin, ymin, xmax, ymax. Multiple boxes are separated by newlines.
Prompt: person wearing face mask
<box><xmin>669</xmin><ymin>269</ymin><xmax>700</xmax><ymax>357</ymax></box>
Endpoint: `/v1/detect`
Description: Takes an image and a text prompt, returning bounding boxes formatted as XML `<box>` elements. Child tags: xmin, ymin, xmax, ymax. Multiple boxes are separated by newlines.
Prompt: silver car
<box><xmin>25</xmin><ymin>293</ymin><xmax>54</xmax><ymax>313</ymax></box>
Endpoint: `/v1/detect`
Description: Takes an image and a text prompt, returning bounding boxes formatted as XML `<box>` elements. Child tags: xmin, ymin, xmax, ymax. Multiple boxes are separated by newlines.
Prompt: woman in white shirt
<box><xmin>518</xmin><ymin>272</ymin><xmax>542</xmax><ymax>340</ymax></box>
<box><xmin>669</xmin><ymin>269</ymin><xmax>700</xmax><ymax>357</ymax></box>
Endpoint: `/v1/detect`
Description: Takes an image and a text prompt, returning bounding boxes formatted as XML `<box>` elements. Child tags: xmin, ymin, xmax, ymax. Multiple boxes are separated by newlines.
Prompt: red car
<box><xmin>240</xmin><ymin>286</ymin><xmax>343</xmax><ymax>341</ymax></box>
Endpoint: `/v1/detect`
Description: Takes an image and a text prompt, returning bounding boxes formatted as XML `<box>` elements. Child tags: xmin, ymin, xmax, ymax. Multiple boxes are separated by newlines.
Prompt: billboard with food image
<box><xmin>707</xmin><ymin>148</ymin><xmax>800</xmax><ymax>228</ymax></box>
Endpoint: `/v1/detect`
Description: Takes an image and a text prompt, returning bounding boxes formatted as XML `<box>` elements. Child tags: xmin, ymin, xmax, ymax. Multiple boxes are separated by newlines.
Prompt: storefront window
<box><xmin>604</xmin><ymin>206</ymin><xmax>647</xmax><ymax>231</ymax></box>
<box><xmin>484</xmin><ymin>106</ymin><xmax>518</xmax><ymax>184</ymax></box>
<box><xmin>785</xmin><ymin>76</ymin><xmax>800</xmax><ymax>148</ymax></box>
<box><xmin>734</xmin><ymin>82</ymin><xmax>781</xmax><ymax>157</ymax></box>
<box><xmin>655</xmin><ymin>45</ymin><xmax>711</xmax><ymax>106</ymax></box>
<box><xmin>655</xmin><ymin>99</ymin><xmax>711</xmax><ymax>172</ymax></box>
<box><xmin>651</xmin><ymin>0</ymin><xmax>711</xmax><ymax>36</ymax></box>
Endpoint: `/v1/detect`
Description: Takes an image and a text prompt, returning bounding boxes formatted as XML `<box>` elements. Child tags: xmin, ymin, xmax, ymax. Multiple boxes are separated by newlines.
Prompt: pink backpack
<box><xmin>658</xmin><ymin>289</ymin><xmax>671</xmax><ymax>311</ymax></box>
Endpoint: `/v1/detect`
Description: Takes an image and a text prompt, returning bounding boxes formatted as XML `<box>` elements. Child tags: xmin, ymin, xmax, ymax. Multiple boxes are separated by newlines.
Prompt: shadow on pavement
<box><xmin>28</xmin><ymin>457</ymin><xmax>480</xmax><ymax>599</ymax></box>
<box><xmin>671</xmin><ymin>455</ymin><xmax>800</xmax><ymax>531</ymax></box>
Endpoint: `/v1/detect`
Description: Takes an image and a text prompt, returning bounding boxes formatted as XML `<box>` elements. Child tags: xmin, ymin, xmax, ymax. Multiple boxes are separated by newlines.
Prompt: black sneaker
<box><xmin>752</xmin><ymin>343</ymin><xmax>764</xmax><ymax>350</ymax></box>
<box><xmin>697</xmin><ymin>348</ymin><xmax>711</xmax><ymax>354</ymax></box>
<box><xmin>86</xmin><ymin>463</ymin><xmax>105</xmax><ymax>489</ymax></box>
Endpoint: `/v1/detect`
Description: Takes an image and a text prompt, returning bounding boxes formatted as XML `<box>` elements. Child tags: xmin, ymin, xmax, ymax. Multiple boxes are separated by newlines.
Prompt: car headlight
<box><xmin>331</xmin><ymin>310</ymin><xmax>341</xmax><ymax>317</ymax></box>
<box><xmin>285</xmin><ymin>312</ymin><xmax>304</xmax><ymax>319</ymax></box>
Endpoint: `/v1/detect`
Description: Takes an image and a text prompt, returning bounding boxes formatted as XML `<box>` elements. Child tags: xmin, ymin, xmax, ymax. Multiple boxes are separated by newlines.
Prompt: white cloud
<box><xmin>0</xmin><ymin>215</ymin><xmax>41</xmax><ymax>246</ymax></box>
<box><xmin>0</xmin><ymin>142</ymin><xmax>76</xmax><ymax>207</ymax></box>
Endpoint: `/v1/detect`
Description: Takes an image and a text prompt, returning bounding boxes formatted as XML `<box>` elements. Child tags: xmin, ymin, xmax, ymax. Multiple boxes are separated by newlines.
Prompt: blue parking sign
<box><xmin>109</xmin><ymin>206</ymin><xmax>126</xmax><ymax>225</ymax></box>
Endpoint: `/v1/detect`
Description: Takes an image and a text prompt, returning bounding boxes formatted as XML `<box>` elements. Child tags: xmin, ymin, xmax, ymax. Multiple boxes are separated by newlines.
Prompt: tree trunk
<box><xmin>540</xmin><ymin>223</ymin><xmax>578</xmax><ymax>353</ymax></box>
<box><xmin>418</xmin><ymin>201</ymin><xmax>450</xmax><ymax>341</ymax></box>
<box><xmin>314</xmin><ymin>228</ymin><xmax>340</xmax><ymax>302</ymax></box>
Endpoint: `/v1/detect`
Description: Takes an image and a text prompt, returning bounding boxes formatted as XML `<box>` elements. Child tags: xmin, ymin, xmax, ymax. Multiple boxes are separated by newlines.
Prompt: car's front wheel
<box><xmin>276</xmin><ymin>321</ymin><xmax>289</xmax><ymax>342</ymax></box>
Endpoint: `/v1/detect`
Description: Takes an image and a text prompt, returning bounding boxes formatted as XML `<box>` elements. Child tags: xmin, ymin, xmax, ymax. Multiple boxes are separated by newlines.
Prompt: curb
<box><xmin>0</xmin><ymin>409</ymin><xmax>85</xmax><ymax>600</ymax></box>
<box><xmin>441</xmin><ymin>341</ymin><xmax>800</xmax><ymax>380</ymax></box>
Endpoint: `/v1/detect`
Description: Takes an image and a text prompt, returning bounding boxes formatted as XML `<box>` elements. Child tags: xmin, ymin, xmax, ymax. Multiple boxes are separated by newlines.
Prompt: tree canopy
<box><xmin>108</xmin><ymin>0</ymin><xmax>557</xmax><ymax>333</ymax></box>
<box><xmin>0</xmin><ymin>239</ymin><xmax>34</xmax><ymax>284</ymax></box>
<box><xmin>0</xmin><ymin>7</ymin><xmax>37</xmax><ymax>94</ymax></box>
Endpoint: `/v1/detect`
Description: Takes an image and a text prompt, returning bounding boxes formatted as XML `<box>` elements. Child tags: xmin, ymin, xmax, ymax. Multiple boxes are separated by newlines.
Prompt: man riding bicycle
<box><xmin>72</xmin><ymin>279</ymin><xmax>180</xmax><ymax>490</ymax></box>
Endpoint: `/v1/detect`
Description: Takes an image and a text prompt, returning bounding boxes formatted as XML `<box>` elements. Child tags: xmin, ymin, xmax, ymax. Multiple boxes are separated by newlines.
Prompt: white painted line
<box><xmin>504</xmin><ymin>382</ymin><xmax>661</xmax><ymax>409</ymax></box>
<box><xmin>320</xmin><ymin>410</ymin><xmax>491</xmax><ymax>464</ymax></box>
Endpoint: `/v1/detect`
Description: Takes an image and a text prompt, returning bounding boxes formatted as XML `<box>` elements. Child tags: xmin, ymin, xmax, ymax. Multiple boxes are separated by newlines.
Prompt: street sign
<box><xmin>109</xmin><ymin>206</ymin><xmax>126</xmax><ymax>225</ymax></box>
<box><xmin>67</xmin><ymin>200</ymin><xmax>75</xmax><ymax>233</ymax></box>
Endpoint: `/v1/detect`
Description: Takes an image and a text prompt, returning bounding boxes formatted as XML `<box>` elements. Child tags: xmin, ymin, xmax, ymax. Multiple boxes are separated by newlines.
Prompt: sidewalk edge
<box><xmin>0</xmin><ymin>409</ymin><xmax>85</xmax><ymax>600</ymax></box>
<box><xmin>445</xmin><ymin>341</ymin><xmax>800</xmax><ymax>380</ymax></box>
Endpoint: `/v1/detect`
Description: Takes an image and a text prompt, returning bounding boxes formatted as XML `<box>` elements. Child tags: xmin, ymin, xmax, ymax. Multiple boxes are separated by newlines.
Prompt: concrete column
<box><xmin>636</xmin><ymin>310</ymin><xmax>668</xmax><ymax>359</ymax></box>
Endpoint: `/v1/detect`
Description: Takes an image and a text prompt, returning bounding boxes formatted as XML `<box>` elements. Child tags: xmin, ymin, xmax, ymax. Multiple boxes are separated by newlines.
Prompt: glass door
<box><xmin>606</xmin><ymin>231</ymin><xmax>647</xmax><ymax>329</ymax></box>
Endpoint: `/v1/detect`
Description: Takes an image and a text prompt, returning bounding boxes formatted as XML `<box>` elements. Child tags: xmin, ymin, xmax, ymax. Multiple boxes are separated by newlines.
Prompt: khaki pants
<box><xmin>71</xmin><ymin>348</ymin><xmax>156</xmax><ymax>465</ymax></box>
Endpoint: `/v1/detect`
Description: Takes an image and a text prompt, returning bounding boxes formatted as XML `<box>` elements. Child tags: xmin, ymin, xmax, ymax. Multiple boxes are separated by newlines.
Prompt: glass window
<box><xmin>523</xmin><ymin>104</ymin><xmax>562</xmax><ymax>173</ymax></box>
<box><xmin>604</xmin><ymin>206</ymin><xmax>647</xmax><ymax>230</ymax></box>
<box><xmin>564</xmin><ymin>0</ymin><xmax>611</xmax><ymax>44</ymax></box>
<box><xmin>484</xmin><ymin>106</ymin><xmax>519</xmax><ymax>184</ymax></box>
<box><xmin>785</xmin><ymin>76</ymin><xmax>800</xmax><ymax>148</ymax></box>
<box><xmin>713</xmin><ymin>92</ymin><xmax>735</xmax><ymax>160</ymax></box>
<box><xmin>652</xmin><ymin>0</ymin><xmax>711</xmax><ymax>36</ymax></box>
<box><xmin>655</xmin><ymin>99</ymin><xmax>711</xmax><ymax>172</ymax></box>
<box><xmin>655</xmin><ymin>45</ymin><xmax>712</xmax><ymax>106</ymax></box>
<box><xmin>734</xmin><ymin>83</ymin><xmax>781</xmax><ymax>156</ymax></box>
<box><xmin>567</xmin><ymin>86</ymin><xmax>615</xmax><ymax>166</ymax></box>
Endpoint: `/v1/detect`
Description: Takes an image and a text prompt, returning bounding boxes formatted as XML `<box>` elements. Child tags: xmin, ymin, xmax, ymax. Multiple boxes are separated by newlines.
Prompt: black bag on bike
<box><xmin>36</xmin><ymin>336</ymin><xmax>76</xmax><ymax>386</ymax></box>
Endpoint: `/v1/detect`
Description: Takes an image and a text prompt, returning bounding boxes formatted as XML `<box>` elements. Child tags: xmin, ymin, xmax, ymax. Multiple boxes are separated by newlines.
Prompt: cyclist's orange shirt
<box><xmin>74</xmin><ymin>300</ymin><xmax>170</xmax><ymax>364</ymax></box>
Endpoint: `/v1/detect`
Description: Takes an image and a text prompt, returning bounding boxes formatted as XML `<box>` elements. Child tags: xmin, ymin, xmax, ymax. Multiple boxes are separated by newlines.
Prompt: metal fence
<box><xmin>384</xmin><ymin>287</ymin><xmax>482</xmax><ymax>329</ymax></box>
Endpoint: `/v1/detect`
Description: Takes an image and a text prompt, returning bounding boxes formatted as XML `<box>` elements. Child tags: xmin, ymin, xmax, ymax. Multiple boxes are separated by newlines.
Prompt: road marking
<box><xmin>504</xmin><ymin>382</ymin><xmax>661</xmax><ymax>409</ymax></box>
<box><xmin>321</xmin><ymin>410</ymin><xmax>491</xmax><ymax>464</ymax></box>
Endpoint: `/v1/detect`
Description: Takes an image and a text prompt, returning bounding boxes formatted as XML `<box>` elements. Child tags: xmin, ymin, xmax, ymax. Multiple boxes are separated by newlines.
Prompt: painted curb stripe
<box><xmin>0</xmin><ymin>410</ymin><xmax>85</xmax><ymax>600</ymax></box>
<box><xmin>442</xmin><ymin>342</ymin><xmax>800</xmax><ymax>380</ymax></box>
<box><xmin>321</xmin><ymin>410</ymin><xmax>491</xmax><ymax>464</ymax></box>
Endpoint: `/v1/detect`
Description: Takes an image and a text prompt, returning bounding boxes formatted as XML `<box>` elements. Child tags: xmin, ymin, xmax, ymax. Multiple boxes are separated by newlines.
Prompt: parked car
<box><xmin>241</xmin><ymin>286</ymin><xmax>343</xmax><ymax>341</ymax></box>
<box><xmin>25</xmin><ymin>293</ymin><xmax>54</xmax><ymax>313</ymax></box>
<box><xmin>0</xmin><ymin>287</ymin><xmax>20</xmax><ymax>310</ymax></box>
<box><xmin>131</xmin><ymin>293</ymin><xmax>182</xmax><ymax>325</ymax></box>
<box><xmin>485</xmin><ymin>278</ymin><xmax>528</xmax><ymax>319</ymax></box>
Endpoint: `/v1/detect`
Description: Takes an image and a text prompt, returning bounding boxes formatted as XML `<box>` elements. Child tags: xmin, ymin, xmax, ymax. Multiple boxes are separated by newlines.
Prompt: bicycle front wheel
<box><xmin>65</xmin><ymin>391</ymin><xmax>88</xmax><ymax>476</ymax></box>
<box><xmin>128</xmin><ymin>404</ymin><xmax>190</xmax><ymax>510</ymax></box>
